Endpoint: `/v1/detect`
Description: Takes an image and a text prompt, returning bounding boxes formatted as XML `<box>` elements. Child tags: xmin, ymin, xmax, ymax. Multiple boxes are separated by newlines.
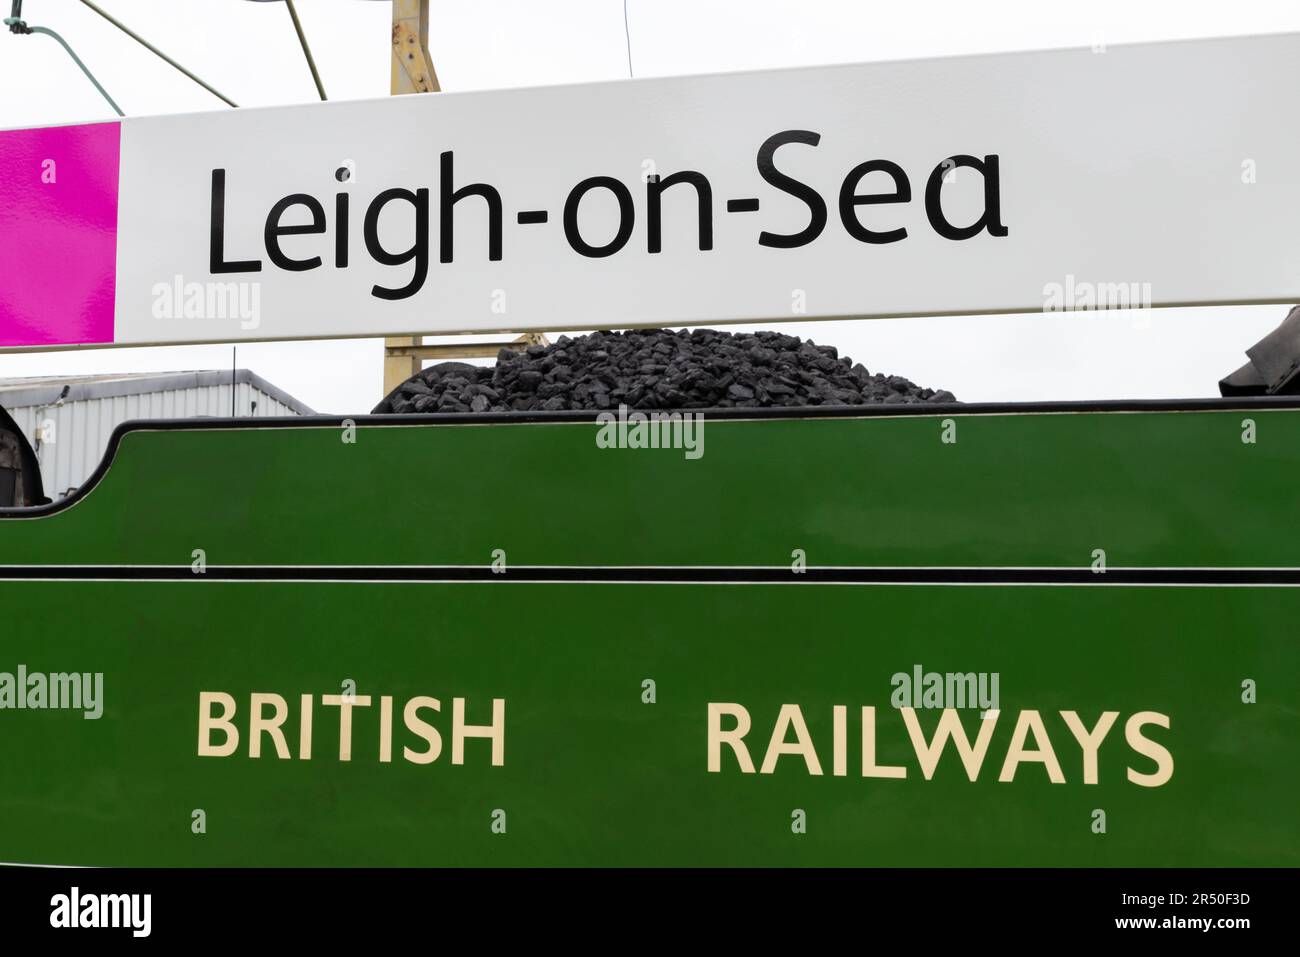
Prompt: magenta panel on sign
<box><xmin>0</xmin><ymin>122</ymin><xmax>121</xmax><ymax>347</ymax></box>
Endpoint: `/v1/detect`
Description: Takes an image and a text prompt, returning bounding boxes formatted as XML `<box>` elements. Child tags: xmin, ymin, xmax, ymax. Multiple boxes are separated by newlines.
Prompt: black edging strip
<box><xmin>6</xmin><ymin>394</ymin><xmax>1300</xmax><ymax>520</ymax></box>
<box><xmin>0</xmin><ymin>565</ymin><xmax>1297</xmax><ymax>585</ymax></box>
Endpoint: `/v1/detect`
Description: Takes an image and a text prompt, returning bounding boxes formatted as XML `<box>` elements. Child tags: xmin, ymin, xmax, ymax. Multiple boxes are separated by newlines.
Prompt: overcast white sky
<box><xmin>3</xmin><ymin>0</ymin><xmax>1300</xmax><ymax>412</ymax></box>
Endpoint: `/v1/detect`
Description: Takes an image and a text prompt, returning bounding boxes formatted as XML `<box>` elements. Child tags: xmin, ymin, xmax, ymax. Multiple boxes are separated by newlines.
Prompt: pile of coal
<box><xmin>373</xmin><ymin>328</ymin><xmax>956</xmax><ymax>414</ymax></box>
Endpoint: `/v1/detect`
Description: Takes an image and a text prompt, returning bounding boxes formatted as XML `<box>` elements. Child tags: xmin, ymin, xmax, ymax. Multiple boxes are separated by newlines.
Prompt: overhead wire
<box><xmin>7</xmin><ymin>1</ymin><xmax>380</xmax><ymax>120</ymax></box>
<box><xmin>4</xmin><ymin>12</ymin><xmax>123</xmax><ymax>115</ymax></box>
<box><xmin>75</xmin><ymin>0</ymin><xmax>239</xmax><ymax>108</ymax></box>
<box><xmin>284</xmin><ymin>0</ymin><xmax>326</xmax><ymax>100</ymax></box>
<box><xmin>623</xmin><ymin>0</ymin><xmax>634</xmax><ymax>77</ymax></box>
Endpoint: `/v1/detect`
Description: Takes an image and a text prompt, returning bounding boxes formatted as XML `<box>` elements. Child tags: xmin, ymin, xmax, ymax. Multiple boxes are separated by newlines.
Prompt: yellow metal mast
<box><xmin>382</xmin><ymin>1</ymin><xmax>546</xmax><ymax>396</ymax></box>
<box><xmin>383</xmin><ymin>0</ymin><xmax>437</xmax><ymax>394</ymax></box>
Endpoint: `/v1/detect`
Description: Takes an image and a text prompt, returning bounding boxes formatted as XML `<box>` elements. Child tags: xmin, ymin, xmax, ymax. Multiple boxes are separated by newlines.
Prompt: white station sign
<box><xmin>2</xmin><ymin>32</ymin><xmax>1300</xmax><ymax>350</ymax></box>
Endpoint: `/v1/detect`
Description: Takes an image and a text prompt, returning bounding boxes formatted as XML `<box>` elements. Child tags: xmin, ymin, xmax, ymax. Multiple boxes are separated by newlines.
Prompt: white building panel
<box><xmin>0</xmin><ymin>370</ymin><xmax>313</xmax><ymax>499</ymax></box>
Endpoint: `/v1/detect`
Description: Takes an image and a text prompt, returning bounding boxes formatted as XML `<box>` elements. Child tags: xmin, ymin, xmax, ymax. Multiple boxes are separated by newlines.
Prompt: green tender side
<box><xmin>0</xmin><ymin>404</ymin><xmax>1295</xmax><ymax>866</ymax></box>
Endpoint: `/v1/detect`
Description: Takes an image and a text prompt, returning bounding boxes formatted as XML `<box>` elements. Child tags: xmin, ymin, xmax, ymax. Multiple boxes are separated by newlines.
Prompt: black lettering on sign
<box><xmin>201</xmin><ymin>136</ymin><xmax>1009</xmax><ymax>301</ymax></box>
<box><xmin>756</xmin><ymin>130</ymin><xmax>828</xmax><ymax>249</ymax></box>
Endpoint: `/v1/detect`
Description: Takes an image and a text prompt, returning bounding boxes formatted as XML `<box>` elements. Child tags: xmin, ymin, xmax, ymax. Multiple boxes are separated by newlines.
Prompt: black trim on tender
<box><xmin>0</xmin><ymin>565</ymin><xmax>1297</xmax><ymax>585</ymax></box>
<box><xmin>5</xmin><ymin>394</ymin><xmax>1300</xmax><ymax>520</ymax></box>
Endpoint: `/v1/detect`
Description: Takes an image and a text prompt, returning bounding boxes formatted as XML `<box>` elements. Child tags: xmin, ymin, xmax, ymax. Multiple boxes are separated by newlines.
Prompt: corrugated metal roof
<box><xmin>0</xmin><ymin>370</ymin><xmax>315</xmax><ymax>499</ymax></box>
<box><xmin>0</xmin><ymin>369</ymin><xmax>315</xmax><ymax>415</ymax></box>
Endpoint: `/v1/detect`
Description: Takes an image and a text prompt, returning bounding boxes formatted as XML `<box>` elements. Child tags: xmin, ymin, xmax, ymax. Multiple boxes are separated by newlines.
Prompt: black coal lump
<box><xmin>371</xmin><ymin>330</ymin><xmax>956</xmax><ymax>414</ymax></box>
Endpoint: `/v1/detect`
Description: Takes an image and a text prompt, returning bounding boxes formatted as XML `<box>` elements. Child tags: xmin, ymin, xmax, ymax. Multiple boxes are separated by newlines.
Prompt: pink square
<box><xmin>0</xmin><ymin>122</ymin><xmax>121</xmax><ymax>347</ymax></box>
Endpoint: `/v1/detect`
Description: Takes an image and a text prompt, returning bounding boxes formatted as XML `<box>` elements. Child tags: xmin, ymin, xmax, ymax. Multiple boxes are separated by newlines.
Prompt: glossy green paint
<box><xmin>5</xmin><ymin>406</ymin><xmax>1300</xmax><ymax>568</ymax></box>
<box><xmin>0</xmin><ymin>407</ymin><xmax>1295</xmax><ymax>866</ymax></box>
